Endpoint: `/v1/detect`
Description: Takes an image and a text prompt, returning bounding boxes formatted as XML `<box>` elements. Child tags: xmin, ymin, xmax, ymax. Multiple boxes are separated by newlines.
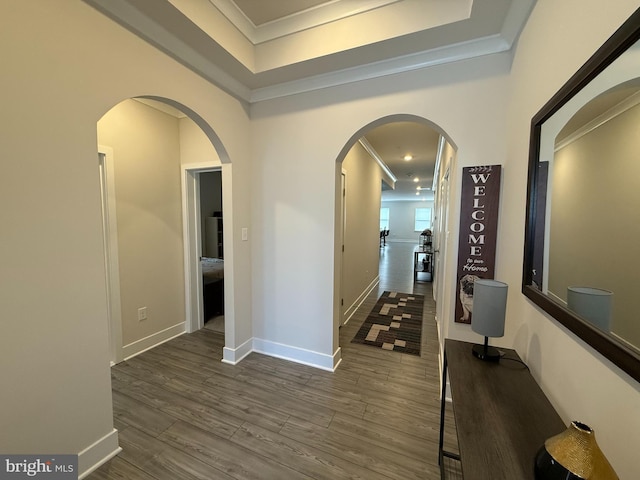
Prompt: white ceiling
<box><xmin>85</xmin><ymin>0</ymin><xmax>535</xmax><ymax>202</ymax></box>
<box><xmin>365</xmin><ymin>122</ymin><xmax>440</xmax><ymax>201</ymax></box>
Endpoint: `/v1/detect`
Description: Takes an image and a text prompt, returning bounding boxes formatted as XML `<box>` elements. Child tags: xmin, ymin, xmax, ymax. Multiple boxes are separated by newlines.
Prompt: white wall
<box><xmin>250</xmin><ymin>52</ymin><xmax>511</xmax><ymax>369</ymax></box>
<box><xmin>505</xmin><ymin>1</ymin><xmax>640</xmax><ymax>477</ymax></box>
<box><xmin>382</xmin><ymin>200</ymin><xmax>434</xmax><ymax>242</ymax></box>
<box><xmin>0</xmin><ymin>1</ymin><xmax>251</xmax><ymax>476</ymax></box>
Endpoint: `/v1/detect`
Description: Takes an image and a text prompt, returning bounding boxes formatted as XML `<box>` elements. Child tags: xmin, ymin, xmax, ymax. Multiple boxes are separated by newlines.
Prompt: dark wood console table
<box><xmin>438</xmin><ymin>339</ymin><xmax>565</xmax><ymax>479</ymax></box>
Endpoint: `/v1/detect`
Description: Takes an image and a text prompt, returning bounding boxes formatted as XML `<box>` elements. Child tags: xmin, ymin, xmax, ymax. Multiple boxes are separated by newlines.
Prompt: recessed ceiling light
<box><xmin>416</xmin><ymin>192</ymin><xmax>420</xmax><ymax>195</ymax></box>
<box><xmin>413</xmin><ymin>177</ymin><xmax>419</xmax><ymax>183</ymax></box>
<box><xmin>416</xmin><ymin>186</ymin><xmax>421</xmax><ymax>190</ymax></box>
<box><xmin>404</xmin><ymin>154</ymin><xmax>413</xmax><ymax>161</ymax></box>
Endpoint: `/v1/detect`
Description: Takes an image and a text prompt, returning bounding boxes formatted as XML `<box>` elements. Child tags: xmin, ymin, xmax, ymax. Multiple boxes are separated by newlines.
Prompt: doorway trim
<box><xmin>98</xmin><ymin>145</ymin><xmax>123</xmax><ymax>365</ymax></box>
<box><xmin>181</xmin><ymin>163</ymin><xmax>233</xmax><ymax>348</ymax></box>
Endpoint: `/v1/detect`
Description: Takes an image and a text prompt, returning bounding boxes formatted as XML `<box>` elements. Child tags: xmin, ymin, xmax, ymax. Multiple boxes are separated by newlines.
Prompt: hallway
<box><xmin>89</xmin><ymin>241</ymin><xmax>460</xmax><ymax>480</ymax></box>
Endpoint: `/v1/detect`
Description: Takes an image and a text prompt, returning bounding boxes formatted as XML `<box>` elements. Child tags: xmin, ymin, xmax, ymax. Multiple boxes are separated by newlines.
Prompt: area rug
<box><xmin>351</xmin><ymin>291</ymin><xmax>424</xmax><ymax>356</ymax></box>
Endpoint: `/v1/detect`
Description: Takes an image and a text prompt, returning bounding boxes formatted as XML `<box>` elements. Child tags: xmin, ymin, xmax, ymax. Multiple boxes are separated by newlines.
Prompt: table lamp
<box><xmin>567</xmin><ymin>286</ymin><xmax>613</xmax><ymax>333</ymax></box>
<box><xmin>471</xmin><ymin>279</ymin><xmax>508</xmax><ymax>361</ymax></box>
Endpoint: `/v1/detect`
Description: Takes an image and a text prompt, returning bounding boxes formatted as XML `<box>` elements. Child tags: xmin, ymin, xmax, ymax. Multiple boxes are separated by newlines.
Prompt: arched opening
<box><xmin>333</xmin><ymin>114</ymin><xmax>458</xmax><ymax>360</ymax></box>
<box><xmin>96</xmin><ymin>96</ymin><xmax>233</xmax><ymax>364</ymax></box>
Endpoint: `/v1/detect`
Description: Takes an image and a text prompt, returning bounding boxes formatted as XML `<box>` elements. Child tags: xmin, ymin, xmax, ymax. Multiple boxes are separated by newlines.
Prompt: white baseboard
<box><xmin>78</xmin><ymin>428</ymin><xmax>121</xmax><ymax>479</ymax></box>
<box><xmin>253</xmin><ymin>338</ymin><xmax>339</xmax><ymax>372</ymax></box>
<box><xmin>332</xmin><ymin>347</ymin><xmax>342</xmax><ymax>371</ymax></box>
<box><xmin>343</xmin><ymin>276</ymin><xmax>379</xmax><ymax>325</ymax></box>
<box><xmin>122</xmin><ymin>323</ymin><xmax>185</xmax><ymax>361</ymax></box>
<box><xmin>222</xmin><ymin>336</ymin><xmax>341</xmax><ymax>372</ymax></box>
<box><xmin>222</xmin><ymin>337</ymin><xmax>253</xmax><ymax>365</ymax></box>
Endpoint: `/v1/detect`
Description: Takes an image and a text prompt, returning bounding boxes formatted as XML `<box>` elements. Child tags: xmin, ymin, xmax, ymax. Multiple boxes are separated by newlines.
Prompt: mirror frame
<box><xmin>523</xmin><ymin>7</ymin><xmax>640</xmax><ymax>383</ymax></box>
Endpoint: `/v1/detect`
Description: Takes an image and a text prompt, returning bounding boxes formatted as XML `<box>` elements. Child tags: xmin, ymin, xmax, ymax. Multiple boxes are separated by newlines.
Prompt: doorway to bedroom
<box><xmin>199</xmin><ymin>171</ymin><xmax>225</xmax><ymax>334</ymax></box>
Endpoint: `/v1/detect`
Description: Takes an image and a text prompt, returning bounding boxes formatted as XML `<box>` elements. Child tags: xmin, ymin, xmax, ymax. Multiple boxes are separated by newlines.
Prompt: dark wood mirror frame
<box><xmin>523</xmin><ymin>7</ymin><xmax>640</xmax><ymax>383</ymax></box>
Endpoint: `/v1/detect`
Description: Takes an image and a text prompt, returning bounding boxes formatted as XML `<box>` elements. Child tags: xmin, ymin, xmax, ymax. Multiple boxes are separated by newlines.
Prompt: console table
<box><xmin>438</xmin><ymin>339</ymin><xmax>565</xmax><ymax>479</ymax></box>
<box><xmin>413</xmin><ymin>245</ymin><xmax>433</xmax><ymax>282</ymax></box>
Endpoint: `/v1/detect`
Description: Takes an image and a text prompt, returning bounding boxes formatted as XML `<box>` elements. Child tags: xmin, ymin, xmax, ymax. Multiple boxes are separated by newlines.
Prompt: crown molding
<box><xmin>555</xmin><ymin>90</ymin><xmax>640</xmax><ymax>151</ymax></box>
<box><xmin>83</xmin><ymin>0</ymin><xmax>532</xmax><ymax>105</ymax></box>
<box><xmin>359</xmin><ymin>137</ymin><xmax>397</xmax><ymax>184</ymax></box>
<box><xmin>209</xmin><ymin>0</ymin><xmax>401</xmax><ymax>44</ymax></box>
<box><xmin>250</xmin><ymin>34</ymin><xmax>510</xmax><ymax>103</ymax></box>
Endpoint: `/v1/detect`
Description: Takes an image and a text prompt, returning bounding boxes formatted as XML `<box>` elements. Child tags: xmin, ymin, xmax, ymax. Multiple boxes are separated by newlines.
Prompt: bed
<box><xmin>201</xmin><ymin>257</ymin><xmax>224</xmax><ymax>319</ymax></box>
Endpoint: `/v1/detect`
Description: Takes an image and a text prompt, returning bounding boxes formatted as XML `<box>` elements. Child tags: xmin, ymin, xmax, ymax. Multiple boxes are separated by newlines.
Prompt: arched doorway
<box><xmin>333</xmin><ymin>114</ymin><xmax>458</xmax><ymax>358</ymax></box>
<box><xmin>97</xmin><ymin>96</ymin><xmax>233</xmax><ymax>364</ymax></box>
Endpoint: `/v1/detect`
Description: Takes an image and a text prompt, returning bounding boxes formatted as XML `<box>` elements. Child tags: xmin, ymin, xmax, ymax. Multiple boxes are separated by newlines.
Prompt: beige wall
<box><xmin>341</xmin><ymin>142</ymin><xmax>383</xmax><ymax>315</ymax></box>
<box><xmin>0</xmin><ymin>1</ymin><xmax>251</xmax><ymax>475</ymax></box>
<box><xmin>549</xmin><ymin>103</ymin><xmax>640</xmax><ymax>348</ymax></box>
<box><xmin>179</xmin><ymin>116</ymin><xmax>222</xmax><ymax>166</ymax></box>
<box><xmin>98</xmin><ymin>99</ymin><xmax>185</xmax><ymax>347</ymax></box>
<box><xmin>505</xmin><ymin>1</ymin><xmax>640</xmax><ymax>477</ymax></box>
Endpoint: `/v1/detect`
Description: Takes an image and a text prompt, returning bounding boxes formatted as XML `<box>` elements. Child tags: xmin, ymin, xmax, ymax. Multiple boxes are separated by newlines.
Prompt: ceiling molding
<box><xmin>83</xmin><ymin>0</ymin><xmax>534</xmax><ymax>105</ymax></box>
<box><xmin>555</xmin><ymin>90</ymin><xmax>640</xmax><ymax>151</ymax></box>
<box><xmin>359</xmin><ymin>138</ymin><xmax>397</xmax><ymax>184</ymax></box>
<box><xmin>251</xmin><ymin>34</ymin><xmax>510</xmax><ymax>102</ymax></box>
<box><xmin>210</xmin><ymin>0</ymin><xmax>402</xmax><ymax>44</ymax></box>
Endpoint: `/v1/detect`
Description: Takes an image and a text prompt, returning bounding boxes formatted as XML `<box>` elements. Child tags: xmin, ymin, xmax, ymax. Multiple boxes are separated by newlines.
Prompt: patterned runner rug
<box><xmin>351</xmin><ymin>291</ymin><xmax>424</xmax><ymax>356</ymax></box>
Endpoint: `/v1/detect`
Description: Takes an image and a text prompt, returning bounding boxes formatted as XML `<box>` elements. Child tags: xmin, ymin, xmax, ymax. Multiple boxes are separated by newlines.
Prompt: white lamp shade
<box><xmin>567</xmin><ymin>286</ymin><xmax>612</xmax><ymax>332</ymax></box>
<box><xmin>471</xmin><ymin>279</ymin><xmax>508</xmax><ymax>338</ymax></box>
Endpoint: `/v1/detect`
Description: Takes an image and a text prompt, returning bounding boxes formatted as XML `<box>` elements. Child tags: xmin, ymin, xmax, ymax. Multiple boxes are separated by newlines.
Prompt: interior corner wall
<box><xmin>97</xmin><ymin>99</ymin><xmax>185</xmax><ymax>348</ymax></box>
<box><xmin>504</xmin><ymin>1</ymin><xmax>640</xmax><ymax>477</ymax></box>
<box><xmin>341</xmin><ymin>142</ymin><xmax>383</xmax><ymax>314</ymax></box>
<box><xmin>0</xmin><ymin>1</ymin><xmax>251</xmax><ymax>475</ymax></box>
<box><xmin>381</xmin><ymin>200</ymin><xmax>435</xmax><ymax>242</ymax></box>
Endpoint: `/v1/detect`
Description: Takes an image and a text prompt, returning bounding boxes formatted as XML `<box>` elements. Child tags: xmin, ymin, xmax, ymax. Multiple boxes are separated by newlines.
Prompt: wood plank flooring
<box><xmin>88</xmin><ymin>242</ymin><xmax>461</xmax><ymax>480</ymax></box>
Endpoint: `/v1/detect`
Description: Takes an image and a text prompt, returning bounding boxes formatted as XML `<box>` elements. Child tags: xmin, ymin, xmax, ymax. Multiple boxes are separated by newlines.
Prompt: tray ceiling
<box><xmin>84</xmin><ymin>0</ymin><xmax>536</xmax><ymax>103</ymax></box>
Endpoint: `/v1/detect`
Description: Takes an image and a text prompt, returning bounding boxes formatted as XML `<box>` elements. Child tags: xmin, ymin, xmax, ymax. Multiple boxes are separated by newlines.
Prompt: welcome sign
<box><xmin>455</xmin><ymin>165</ymin><xmax>502</xmax><ymax>324</ymax></box>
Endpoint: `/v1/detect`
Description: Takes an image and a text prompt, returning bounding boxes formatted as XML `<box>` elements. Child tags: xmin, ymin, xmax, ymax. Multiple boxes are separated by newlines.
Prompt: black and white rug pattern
<box><xmin>351</xmin><ymin>291</ymin><xmax>424</xmax><ymax>356</ymax></box>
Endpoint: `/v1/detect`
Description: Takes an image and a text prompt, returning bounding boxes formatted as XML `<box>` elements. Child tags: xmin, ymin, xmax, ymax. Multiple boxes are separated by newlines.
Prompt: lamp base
<box><xmin>472</xmin><ymin>343</ymin><xmax>501</xmax><ymax>362</ymax></box>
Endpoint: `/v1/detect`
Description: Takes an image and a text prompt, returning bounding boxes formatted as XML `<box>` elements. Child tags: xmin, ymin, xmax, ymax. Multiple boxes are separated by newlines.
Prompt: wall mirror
<box><xmin>523</xmin><ymin>7</ymin><xmax>640</xmax><ymax>383</ymax></box>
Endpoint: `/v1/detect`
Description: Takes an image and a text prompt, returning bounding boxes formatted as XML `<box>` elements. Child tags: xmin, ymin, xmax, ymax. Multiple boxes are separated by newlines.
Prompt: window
<box><xmin>415</xmin><ymin>207</ymin><xmax>432</xmax><ymax>232</ymax></box>
<box><xmin>380</xmin><ymin>207</ymin><xmax>389</xmax><ymax>230</ymax></box>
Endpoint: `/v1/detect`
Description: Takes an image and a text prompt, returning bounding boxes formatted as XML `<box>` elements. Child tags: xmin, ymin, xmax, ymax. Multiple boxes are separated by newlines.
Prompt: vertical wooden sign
<box><xmin>455</xmin><ymin>165</ymin><xmax>502</xmax><ymax>324</ymax></box>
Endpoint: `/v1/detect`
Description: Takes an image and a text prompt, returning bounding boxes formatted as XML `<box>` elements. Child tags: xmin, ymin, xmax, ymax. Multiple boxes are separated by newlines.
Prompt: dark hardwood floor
<box><xmin>88</xmin><ymin>241</ymin><xmax>461</xmax><ymax>480</ymax></box>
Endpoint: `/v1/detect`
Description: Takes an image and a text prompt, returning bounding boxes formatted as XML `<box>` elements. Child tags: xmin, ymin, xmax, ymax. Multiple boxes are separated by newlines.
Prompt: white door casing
<box><xmin>98</xmin><ymin>145</ymin><xmax>124</xmax><ymax>365</ymax></box>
